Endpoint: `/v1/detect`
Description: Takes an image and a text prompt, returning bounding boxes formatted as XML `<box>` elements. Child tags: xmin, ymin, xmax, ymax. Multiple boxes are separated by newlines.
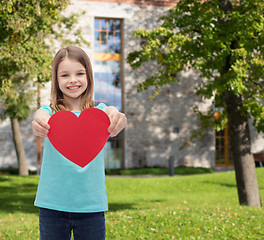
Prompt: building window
<box><xmin>94</xmin><ymin>18</ymin><xmax>123</xmax><ymax>169</ymax></box>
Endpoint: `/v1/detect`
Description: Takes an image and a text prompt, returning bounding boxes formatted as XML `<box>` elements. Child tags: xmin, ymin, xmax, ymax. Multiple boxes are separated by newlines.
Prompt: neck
<box><xmin>70</xmin><ymin>102</ymin><xmax>81</xmax><ymax>111</ymax></box>
<box><xmin>64</xmin><ymin>96</ymin><xmax>81</xmax><ymax>111</ymax></box>
<box><xmin>71</xmin><ymin>106</ymin><xmax>81</xmax><ymax>111</ymax></box>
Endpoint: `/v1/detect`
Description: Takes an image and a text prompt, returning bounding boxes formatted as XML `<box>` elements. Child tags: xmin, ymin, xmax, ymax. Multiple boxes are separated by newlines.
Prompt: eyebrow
<box><xmin>58</xmin><ymin>69</ymin><xmax>86</xmax><ymax>74</ymax></box>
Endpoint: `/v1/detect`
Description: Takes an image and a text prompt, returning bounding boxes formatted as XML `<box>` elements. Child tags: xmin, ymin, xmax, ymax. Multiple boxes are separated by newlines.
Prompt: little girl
<box><xmin>32</xmin><ymin>46</ymin><xmax>127</xmax><ymax>240</ymax></box>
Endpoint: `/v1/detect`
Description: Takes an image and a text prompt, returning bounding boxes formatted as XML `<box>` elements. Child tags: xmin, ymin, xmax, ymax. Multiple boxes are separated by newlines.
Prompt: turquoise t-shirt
<box><xmin>34</xmin><ymin>103</ymin><xmax>109</xmax><ymax>213</ymax></box>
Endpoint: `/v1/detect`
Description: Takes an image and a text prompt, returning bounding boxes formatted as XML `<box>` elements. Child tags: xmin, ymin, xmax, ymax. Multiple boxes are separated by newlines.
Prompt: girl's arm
<box><xmin>32</xmin><ymin>110</ymin><xmax>51</xmax><ymax>138</ymax></box>
<box><xmin>103</xmin><ymin>106</ymin><xmax>127</xmax><ymax>137</ymax></box>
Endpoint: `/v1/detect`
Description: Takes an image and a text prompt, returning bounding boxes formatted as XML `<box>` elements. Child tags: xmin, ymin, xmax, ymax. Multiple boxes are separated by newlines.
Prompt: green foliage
<box><xmin>0</xmin><ymin>0</ymin><xmax>88</xmax><ymax>120</ymax></box>
<box><xmin>1</xmin><ymin>74</ymin><xmax>33</xmax><ymax>120</ymax></box>
<box><xmin>0</xmin><ymin>169</ymin><xmax>264</xmax><ymax>239</ymax></box>
<box><xmin>127</xmin><ymin>0</ymin><xmax>264</xmax><ymax>134</ymax></box>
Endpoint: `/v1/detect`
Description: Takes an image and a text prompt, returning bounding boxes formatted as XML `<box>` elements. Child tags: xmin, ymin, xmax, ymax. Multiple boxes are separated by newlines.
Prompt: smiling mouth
<box><xmin>67</xmin><ymin>86</ymin><xmax>81</xmax><ymax>90</ymax></box>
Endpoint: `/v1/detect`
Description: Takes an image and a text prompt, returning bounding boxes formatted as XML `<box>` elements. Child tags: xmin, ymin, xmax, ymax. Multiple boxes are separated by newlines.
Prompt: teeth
<box><xmin>68</xmin><ymin>86</ymin><xmax>80</xmax><ymax>90</ymax></box>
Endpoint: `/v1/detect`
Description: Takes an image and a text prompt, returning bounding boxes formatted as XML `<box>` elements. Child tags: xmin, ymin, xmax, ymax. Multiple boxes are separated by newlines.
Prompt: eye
<box><xmin>77</xmin><ymin>72</ymin><xmax>85</xmax><ymax>76</ymax></box>
<box><xmin>61</xmin><ymin>74</ymin><xmax>68</xmax><ymax>78</ymax></box>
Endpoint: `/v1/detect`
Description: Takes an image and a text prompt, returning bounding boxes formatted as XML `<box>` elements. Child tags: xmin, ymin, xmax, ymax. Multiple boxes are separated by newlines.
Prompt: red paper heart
<box><xmin>47</xmin><ymin>108</ymin><xmax>110</xmax><ymax>168</ymax></box>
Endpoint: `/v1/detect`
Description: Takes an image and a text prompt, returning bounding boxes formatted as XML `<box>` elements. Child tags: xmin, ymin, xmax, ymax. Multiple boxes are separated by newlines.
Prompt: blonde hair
<box><xmin>50</xmin><ymin>46</ymin><xmax>94</xmax><ymax>112</ymax></box>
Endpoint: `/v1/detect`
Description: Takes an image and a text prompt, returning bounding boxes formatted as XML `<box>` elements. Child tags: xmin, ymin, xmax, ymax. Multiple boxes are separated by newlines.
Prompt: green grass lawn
<box><xmin>0</xmin><ymin>168</ymin><xmax>264</xmax><ymax>239</ymax></box>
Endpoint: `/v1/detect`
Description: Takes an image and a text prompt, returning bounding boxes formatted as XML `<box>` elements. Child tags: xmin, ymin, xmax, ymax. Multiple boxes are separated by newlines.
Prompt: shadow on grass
<box><xmin>149</xmin><ymin>199</ymin><xmax>165</xmax><ymax>203</ymax></box>
<box><xmin>202</xmin><ymin>181</ymin><xmax>237</xmax><ymax>188</ymax></box>
<box><xmin>0</xmin><ymin>176</ymin><xmax>39</xmax><ymax>215</ymax></box>
<box><xmin>108</xmin><ymin>198</ymin><xmax>165</xmax><ymax>212</ymax></box>
<box><xmin>0</xmin><ymin>175</ymin><xmax>142</xmax><ymax>214</ymax></box>
<box><xmin>108</xmin><ymin>203</ymin><xmax>134</xmax><ymax>211</ymax></box>
<box><xmin>106</xmin><ymin>166</ymin><xmax>214</xmax><ymax>176</ymax></box>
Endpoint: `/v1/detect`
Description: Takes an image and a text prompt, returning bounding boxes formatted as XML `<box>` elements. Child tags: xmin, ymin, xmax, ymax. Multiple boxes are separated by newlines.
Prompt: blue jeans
<box><xmin>39</xmin><ymin>207</ymin><xmax>105</xmax><ymax>240</ymax></box>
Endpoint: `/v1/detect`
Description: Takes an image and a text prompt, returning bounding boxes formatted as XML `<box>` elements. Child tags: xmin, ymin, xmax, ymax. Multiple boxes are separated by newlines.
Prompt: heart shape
<box><xmin>47</xmin><ymin>108</ymin><xmax>110</xmax><ymax>168</ymax></box>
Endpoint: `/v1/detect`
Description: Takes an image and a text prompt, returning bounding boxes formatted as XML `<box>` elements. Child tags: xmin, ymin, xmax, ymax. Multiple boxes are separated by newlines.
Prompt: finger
<box><xmin>108</xmin><ymin>114</ymin><xmax>119</xmax><ymax>133</ymax></box>
<box><xmin>35</xmin><ymin>117</ymin><xmax>50</xmax><ymax>130</ymax></box>
<box><xmin>110</xmin><ymin>123</ymin><xmax>125</xmax><ymax>137</ymax></box>
<box><xmin>39</xmin><ymin>119</ymin><xmax>50</xmax><ymax>130</ymax></box>
<box><xmin>33</xmin><ymin>128</ymin><xmax>48</xmax><ymax>138</ymax></box>
<box><xmin>32</xmin><ymin>121</ymin><xmax>49</xmax><ymax>136</ymax></box>
<box><xmin>110</xmin><ymin>114</ymin><xmax>127</xmax><ymax>137</ymax></box>
<box><xmin>35</xmin><ymin>132</ymin><xmax>48</xmax><ymax>138</ymax></box>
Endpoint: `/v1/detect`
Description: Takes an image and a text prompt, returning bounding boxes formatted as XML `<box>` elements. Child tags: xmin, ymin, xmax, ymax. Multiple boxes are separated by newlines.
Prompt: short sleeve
<box><xmin>37</xmin><ymin>105</ymin><xmax>52</xmax><ymax>116</ymax></box>
<box><xmin>96</xmin><ymin>103</ymin><xmax>108</xmax><ymax>111</ymax></box>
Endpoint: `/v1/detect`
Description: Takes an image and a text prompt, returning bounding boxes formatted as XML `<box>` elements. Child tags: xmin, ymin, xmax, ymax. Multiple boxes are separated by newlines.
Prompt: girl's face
<box><xmin>57</xmin><ymin>58</ymin><xmax>88</xmax><ymax>106</ymax></box>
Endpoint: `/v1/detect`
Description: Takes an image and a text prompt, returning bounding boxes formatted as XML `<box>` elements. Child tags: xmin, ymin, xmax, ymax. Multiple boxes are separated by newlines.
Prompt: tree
<box><xmin>127</xmin><ymin>0</ymin><xmax>264</xmax><ymax>206</ymax></box>
<box><xmin>1</xmin><ymin>74</ymin><xmax>34</xmax><ymax>176</ymax></box>
<box><xmin>0</xmin><ymin>0</ymin><xmax>88</xmax><ymax>175</ymax></box>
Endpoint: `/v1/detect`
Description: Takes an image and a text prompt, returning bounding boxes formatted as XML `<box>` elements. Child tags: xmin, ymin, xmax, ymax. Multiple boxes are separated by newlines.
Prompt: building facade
<box><xmin>0</xmin><ymin>0</ymin><xmax>264</xmax><ymax>171</ymax></box>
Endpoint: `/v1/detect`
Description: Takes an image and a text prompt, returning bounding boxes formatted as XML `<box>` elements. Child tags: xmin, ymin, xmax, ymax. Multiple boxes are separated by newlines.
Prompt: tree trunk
<box><xmin>218</xmin><ymin>0</ymin><xmax>261</xmax><ymax>207</ymax></box>
<box><xmin>10</xmin><ymin>117</ymin><xmax>28</xmax><ymax>176</ymax></box>
<box><xmin>225</xmin><ymin>91</ymin><xmax>261</xmax><ymax>206</ymax></box>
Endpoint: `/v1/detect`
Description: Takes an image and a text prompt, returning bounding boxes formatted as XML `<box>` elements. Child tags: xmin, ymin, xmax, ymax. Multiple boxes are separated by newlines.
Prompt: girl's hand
<box><xmin>32</xmin><ymin>110</ymin><xmax>50</xmax><ymax>138</ymax></box>
<box><xmin>104</xmin><ymin>106</ymin><xmax>127</xmax><ymax>137</ymax></box>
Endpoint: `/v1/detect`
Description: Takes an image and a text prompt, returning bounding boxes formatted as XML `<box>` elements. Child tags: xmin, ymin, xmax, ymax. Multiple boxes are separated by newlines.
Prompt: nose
<box><xmin>69</xmin><ymin>75</ymin><xmax>77</xmax><ymax>83</ymax></box>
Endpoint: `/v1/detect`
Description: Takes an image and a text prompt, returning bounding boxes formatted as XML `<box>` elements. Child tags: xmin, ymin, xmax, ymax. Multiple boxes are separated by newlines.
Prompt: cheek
<box><xmin>83</xmin><ymin>78</ymin><xmax>88</xmax><ymax>89</ymax></box>
<box><xmin>57</xmin><ymin>79</ymin><xmax>65</xmax><ymax>91</ymax></box>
